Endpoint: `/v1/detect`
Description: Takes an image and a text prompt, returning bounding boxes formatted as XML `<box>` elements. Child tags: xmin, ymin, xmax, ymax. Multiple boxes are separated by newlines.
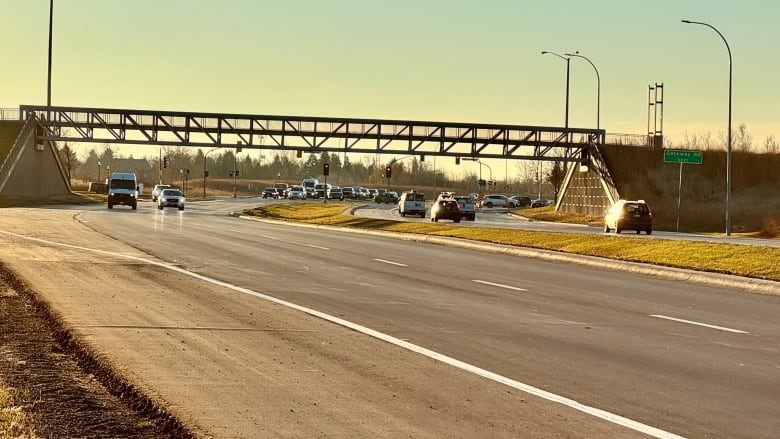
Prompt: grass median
<box><xmin>244</xmin><ymin>203</ymin><xmax>780</xmax><ymax>282</ymax></box>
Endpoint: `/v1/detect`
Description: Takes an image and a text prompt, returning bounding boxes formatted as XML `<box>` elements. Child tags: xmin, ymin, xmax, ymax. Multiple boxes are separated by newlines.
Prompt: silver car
<box><xmin>157</xmin><ymin>188</ymin><xmax>185</xmax><ymax>210</ymax></box>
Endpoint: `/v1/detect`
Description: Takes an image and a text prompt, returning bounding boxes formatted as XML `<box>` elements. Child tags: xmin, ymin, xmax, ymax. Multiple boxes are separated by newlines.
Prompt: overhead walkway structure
<box><xmin>13</xmin><ymin>105</ymin><xmax>619</xmax><ymax>212</ymax></box>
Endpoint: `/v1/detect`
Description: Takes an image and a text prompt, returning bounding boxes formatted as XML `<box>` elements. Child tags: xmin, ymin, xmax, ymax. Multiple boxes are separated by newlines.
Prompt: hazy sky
<box><xmin>2</xmin><ymin>1</ymin><xmax>778</xmax><ymax>170</ymax></box>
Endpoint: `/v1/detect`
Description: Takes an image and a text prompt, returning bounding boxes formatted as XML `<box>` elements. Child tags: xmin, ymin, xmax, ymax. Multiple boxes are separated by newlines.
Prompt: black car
<box><xmin>604</xmin><ymin>200</ymin><xmax>653</xmax><ymax>234</ymax></box>
<box><xmin>430</xmin><ymin>199</ymin><xmax>462</xmax><ymax>223</ymax></box>
<box><xmin>262</xmin><ymin>187</ymin><xmax>280</xmax><ymax>199</ymax></box>
<box><xmin>375</xmin><ymin>191</ymin><xmax>399</xmax><ymax>204</ymax></box>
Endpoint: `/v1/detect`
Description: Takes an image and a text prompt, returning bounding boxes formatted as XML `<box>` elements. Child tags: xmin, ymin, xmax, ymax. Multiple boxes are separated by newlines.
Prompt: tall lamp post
<box><xmin>682</xmin><ymin>19</ymin><xmax>733</xmax><ymax>236</ymax></box>
<box><xmin>202</xmin><ymin>146</ymin><xmax>219</xmax><ymax>199</ymax></box>
<box><xmin>541</xmin><ymin>51</ymin><xmax>571</xmax><ymax>130</ymax></box>
<box><xmin>47</xmin><ymin>0</ymin><xmax>53</xmax><ymax>119</ymax></box>
<box><xmin>566</xmin><ymin>51</ymin><xmax>600</xmax><ymax>131</ymax></box>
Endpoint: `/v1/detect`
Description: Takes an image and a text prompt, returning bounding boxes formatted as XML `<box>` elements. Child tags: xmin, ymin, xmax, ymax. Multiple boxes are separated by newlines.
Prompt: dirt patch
<box><xmin>0</xmin><ymin>263</ymin><xmax>195</xmax><ymax>439</ymax></box>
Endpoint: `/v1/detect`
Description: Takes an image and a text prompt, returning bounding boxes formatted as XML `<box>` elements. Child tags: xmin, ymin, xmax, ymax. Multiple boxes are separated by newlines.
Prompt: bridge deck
<box><xmin>22</xmin><ymin>105</ymin><xmax>604</xmax><ymax>162</ymax></box>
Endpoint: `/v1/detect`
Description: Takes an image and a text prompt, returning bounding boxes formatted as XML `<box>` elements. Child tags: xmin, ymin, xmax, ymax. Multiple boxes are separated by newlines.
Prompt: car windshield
<box><xmin>162</xmin><ymin>190</ymin><xmax>182</xmax><ymax>196</ymax></box>
<box><xmin>111</xmin><ymin>179</ymin><xmax>135</xmax><ymax>190</ymax></box>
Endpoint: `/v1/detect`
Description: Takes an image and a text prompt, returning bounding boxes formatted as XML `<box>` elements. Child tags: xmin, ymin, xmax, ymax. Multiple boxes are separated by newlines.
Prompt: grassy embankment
<box><xmin>245</xmin><ymin>202</ymin><xmax>780</xmax><ymax>282</ymax></box>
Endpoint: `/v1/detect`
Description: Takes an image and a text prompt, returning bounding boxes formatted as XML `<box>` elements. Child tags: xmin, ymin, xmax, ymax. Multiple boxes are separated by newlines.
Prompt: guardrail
<box><xmin>0</xmin><ymin>108</ymin><xmax>21</xmax><ymax>121</ymax></box>
<box><xmin>0</xmin><ymin>115</ymin><xmax>36</xmax><ymax>194</ymax></box>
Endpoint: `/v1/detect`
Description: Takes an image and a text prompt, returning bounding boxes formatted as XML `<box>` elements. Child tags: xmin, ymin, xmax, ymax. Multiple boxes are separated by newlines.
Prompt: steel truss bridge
<box><xmin>21</xmin><ymin>105</ymin><xmax>604</xmax><ymax>162</ymax></box>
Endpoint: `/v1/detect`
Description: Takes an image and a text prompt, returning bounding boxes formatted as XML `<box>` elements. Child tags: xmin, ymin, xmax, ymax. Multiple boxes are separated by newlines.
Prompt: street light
<box><xmin>682</xmin><ymin>19</ymin><xmax>733</xmax><ymax>236</ymax></box>
<box><xmin>463</xmin><ymin>158</ymin><xmax>493</xmax><ymax>187</ymax></box>
<box><xmin>566</xmin><ymin>51</ymin><xmax>600</xmax><ymax>131</ymax></box>
<box><xmin>47</xmin><ymin>0</ymin><xmax>53</xmax><ymax>120</ymax></box>
<box><xmin>541</xmin><ymin>51</ymin><xmax>571</xmax><ymax>129</ymax></box>
<box><xmin>232</xmin><ymin>141</ymin><xmax>240</xmax><ymax>198</ymax></box>
<box><xmin>203</xmin><ymin>146</ymin><xmax>219</xmax><ymax>199</ymax></box>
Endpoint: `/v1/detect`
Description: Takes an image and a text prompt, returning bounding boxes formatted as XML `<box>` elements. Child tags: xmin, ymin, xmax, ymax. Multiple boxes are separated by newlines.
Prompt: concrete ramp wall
<box><xmin>0</xmin><ymin>118</ymin><xmax>71</xmax><ymax>200</ymax></box>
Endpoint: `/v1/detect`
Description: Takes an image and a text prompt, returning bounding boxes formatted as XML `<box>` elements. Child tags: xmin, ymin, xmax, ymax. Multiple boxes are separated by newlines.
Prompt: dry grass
<box><xmin>0</xmin><ymin>385</ymin><xmax>36</xmax><ymax>438</ymax></box>
<box><xmin>600</xmin><ymin>146</ymin><xmax>780</xmax><ymax>236</ymax></box>
<box><xmin>245</xmin><ymin>203</ymin><xmax>780</xmax><ymax>282</ymax></box>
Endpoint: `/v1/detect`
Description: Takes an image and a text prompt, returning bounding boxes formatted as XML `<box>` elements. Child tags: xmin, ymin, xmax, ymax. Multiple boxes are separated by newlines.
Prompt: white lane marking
<box><xmin>240</xmin><ymin>231</ymin><xmax>329</xmax><ymax>249</ymax></box>
<box><xmin>651</xmin><ymin>314</ymin><xmax>749</xmax><ymax>334</ymax></box>
<box><xmin>473</xmin><ymin>279</ymin><xmax>528</xmax><ymax>292</ymax></box>
<box><xmin>373</xmin><ymin>258</ymin><xmax>408</xmax><ymax>267</ymax></box>
<box><xmin>305</xmin><ymin>244</ymin><xmax>330</xmax><ymax>250</ymax></box>
<box><xmin>0</xmin><ymin>230</ymin><xmax>685</xmax><ymax>439</ymax></box>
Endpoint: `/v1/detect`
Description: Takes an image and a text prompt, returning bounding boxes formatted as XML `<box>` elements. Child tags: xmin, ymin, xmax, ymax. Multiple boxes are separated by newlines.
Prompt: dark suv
<box><xmin>604</xmin><ymin>200</ymin><xmax>653</xmax><ymax>235</ymax></box>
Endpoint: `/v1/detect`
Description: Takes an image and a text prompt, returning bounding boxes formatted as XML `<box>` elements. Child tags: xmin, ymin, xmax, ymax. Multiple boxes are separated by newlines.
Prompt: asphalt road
<box><xmin>1</xmin><ymin>199</ymin><xmax>779</xmax><ymax>438</ymax></box>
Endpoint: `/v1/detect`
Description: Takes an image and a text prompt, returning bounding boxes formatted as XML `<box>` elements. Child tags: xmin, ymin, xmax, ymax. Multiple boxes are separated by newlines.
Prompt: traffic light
<box><xmin>385</xmin><ymin>166</ymin><xmax>392</xmax><ymax>178</ymax></box>
<box><xmin>204</xmin><ymin>170</ymin><xmax>210</xmax><ymax>178</ymax></box>
<box><xmin>323</xmin><ymin>162</ymin><xmax>330</xmax><ymax>176</ymax></box>
<box><xmin>455</xmin><ymin>156</ymin><xmax>461</xmax><ymax>165</ymax></box>
<box><xmin>478</xmin><ymin>179</ymin><xmax>486</xmax><ymax>186</ymax></box>
<box><xmin>490</xmin><ymin>179</ymin><xmax>497</xmax><ymax>186</ymax></box>
<box><xmin>163</xmin><ymin>156</ymin><xmax>169</xmax><ymax>168</ymax></box>
<box><xmin>296</xmin><ymin>150</ymin><xmax>303</xmax><ymax>158</ymax></box>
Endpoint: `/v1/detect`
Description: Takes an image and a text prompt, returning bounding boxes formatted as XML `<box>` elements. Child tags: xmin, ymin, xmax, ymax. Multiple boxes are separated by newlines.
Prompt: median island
<box><xmin>244</xmin><ymin>203</ymin><xmax>780</xmax><ymax>284</ymax></box>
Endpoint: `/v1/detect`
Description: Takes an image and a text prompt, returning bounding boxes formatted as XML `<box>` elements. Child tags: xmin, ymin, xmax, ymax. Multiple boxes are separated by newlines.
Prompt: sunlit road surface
<box><xmin>5</xmin><ymin>198</ymin><xmax>777</xmax><ymax>438</ymax></box>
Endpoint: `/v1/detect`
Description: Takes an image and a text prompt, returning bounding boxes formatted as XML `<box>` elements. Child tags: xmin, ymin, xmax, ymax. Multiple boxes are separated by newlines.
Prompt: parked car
<box><xmin>314</xmin><ymin>183</ymin><xmax>331</xmax><ymax>199</ymax></box>
<box><xmin>329</xmin><ymin>186</ymin><xmax>344</xmax><ymax>200</ymax></box>
<box><xmin>341</xmin><ymin>186</ymin><xmax>354</xmax><ymax>199</ymax></box>
<box><xmin>530</xmin><ymin>199</ymin><xmax>553</xmax><ymax>208</ymax></box>
<box><xmin>430</xmin><ymin>199</ymin><xmax>462</xmax><ymax>223</ymax></box>
<box><xmin>288</xmin><ymin>186</ymin><xmax>307</xmax><ymax>200</ymax></box>
<box><xmin>157</xmin><ymin>188</ymin><xmax>185</xmax><ymax>210</ymax></box>
<box><xmin>480</xmin><ymin>194</ymin><xmax>508</xmax><ymax>208</ymax></box>
<box><xmin>261</xmin><ymin>187</ymin><xmax>280</xmax><ymax>199</ymax></box>
<box><xmin>509</xmin><ymin>196</ymin><xmax>532</xmax><ymax>208</ymax></box>
<box><xmin>604</xmin><ymin>200</ymin><xmax>653</xmax><ymax>235</ymax></box>
<box><xmin>152</xmin><ymin>184</ymin><xmax>171</xmax><ymax>202</ymax></box>
<box><xmin>375</xmin><ymin>191</ymin><xmax>399</xmax><ymax>204</ymax></box>
<box><xmin>453</xmin><ymin>195</ymin><xmax>476</xmax><ymax>221</ymax></box>
<box><xmin>368</xmin><ymin>188</ymin><xmax>379</xmax><ymax>199</ymax></box>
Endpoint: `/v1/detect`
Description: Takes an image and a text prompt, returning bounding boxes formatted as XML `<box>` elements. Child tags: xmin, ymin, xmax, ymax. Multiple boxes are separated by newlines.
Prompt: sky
<box><xmin>2</xmin><ymin>1</ymin><xmax>778</xmax><ymax>177</ymax></box>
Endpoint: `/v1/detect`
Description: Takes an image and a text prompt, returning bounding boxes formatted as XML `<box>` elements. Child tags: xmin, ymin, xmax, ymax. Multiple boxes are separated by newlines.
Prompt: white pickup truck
<box><xmin>452</xmin><ymin>195</ymin><xmax>476</xmax><ymax>221</ymax></box>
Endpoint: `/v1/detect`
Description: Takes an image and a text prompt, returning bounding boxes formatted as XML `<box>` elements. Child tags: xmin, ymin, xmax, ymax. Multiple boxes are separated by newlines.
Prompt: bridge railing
<box><xmin>0</xmin><ymin>108</ymin><xmax>20</xmax><ymax>121</ymax></box>
<box><xmin>0</xmin><ymin>114</ymin><xmax>36</xmax><ymax>194</ymax></box>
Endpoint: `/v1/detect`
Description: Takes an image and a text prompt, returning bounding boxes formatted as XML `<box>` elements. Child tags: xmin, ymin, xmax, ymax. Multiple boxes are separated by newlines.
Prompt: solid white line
<box><xmin>651</xmin><ymin>314</ymin><xmax>749</xmax><ymax>334</ymax></box>
<box><xmin>373</xmin><ymin>258</ymin><xmax>408</xmax><ymax>267</ymax></box>
<box><xmin>0</xmin><ymin>230</ymin><xmax>685</xmax><ymax>439</ymax></box>
<box><xmin>473</xmin><ymin>279</ymin><xmax>528</xmax><ymax>292</ymax></box>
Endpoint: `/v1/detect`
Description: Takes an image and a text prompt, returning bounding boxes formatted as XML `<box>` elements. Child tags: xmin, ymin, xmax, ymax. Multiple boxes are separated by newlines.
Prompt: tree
<box><xmin>764</xmin><ymin>134</ymin><xmax>778</xmax><ymax>154</ymax></box>
<box><xmin>735</xmin><ymin>123</ymin><xmax>753</xmax><ymax>152</ymax></box>
<box><xmin>546</xmin><ymin>161</ymin><xmax>566</xmax><ymax>200</ymax></box>
<box><xmin>58</xmin><ymin>142</ymin><xmax>79</xmax><ymax>181</ymax></box>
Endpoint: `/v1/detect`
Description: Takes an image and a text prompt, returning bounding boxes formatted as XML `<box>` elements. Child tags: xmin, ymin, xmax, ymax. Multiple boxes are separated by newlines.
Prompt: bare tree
<box><xmin>764</xmin><ymin>134</ymin><xmax>778</xmax><ymax>154</ymax></box>
<box><xmin>734</xmin><ymin>123</ymin><xmax>753</xmax><ymax>152</ymax></box>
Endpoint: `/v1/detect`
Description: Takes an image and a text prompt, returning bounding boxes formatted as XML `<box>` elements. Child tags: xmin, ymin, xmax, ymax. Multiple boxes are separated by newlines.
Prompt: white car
<box><xmin>480</xmin><ymin>194</ymin><xmax>509</xmax><ymax>208</ymax></box>
<box><xmin>152</xmin><ymin>184</ymin><xmax>171</xmax><ymax>202</ymax></box>
<box><xmin>288</xmin><ymin>186</ymin><xmax>307</xmax><ymax>200</ymax></box>
<box><xmin>157</xmin><ymin>188</ymin><xmax>185</xmax><ymax>210</ymax></box>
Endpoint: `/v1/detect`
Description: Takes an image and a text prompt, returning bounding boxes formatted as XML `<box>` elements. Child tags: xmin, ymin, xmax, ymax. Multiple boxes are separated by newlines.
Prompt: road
<box><xmin>1</xmin><ymin>198</ymin><xmax>779</xmax><ymax>438</ymax></box>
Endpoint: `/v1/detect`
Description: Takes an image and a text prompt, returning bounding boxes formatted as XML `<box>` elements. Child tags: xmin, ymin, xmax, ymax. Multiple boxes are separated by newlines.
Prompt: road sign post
<box><xmin>664</xmin><ymin>149</ymin><xmax>703</xmax><ymax>232</ymax></box>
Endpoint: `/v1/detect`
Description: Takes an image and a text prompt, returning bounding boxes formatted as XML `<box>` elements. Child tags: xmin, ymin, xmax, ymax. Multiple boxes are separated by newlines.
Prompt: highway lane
<box><xmin>72</xmin><ymin>199</ymin><xmax>780</xmax><ymax>438</ymax></box>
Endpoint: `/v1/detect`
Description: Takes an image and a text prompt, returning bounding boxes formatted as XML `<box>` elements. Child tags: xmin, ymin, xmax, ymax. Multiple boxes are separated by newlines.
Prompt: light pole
<box><xmin>97</xmin><ymin>161</ymin><xmax>101</xmax><ymax>182</ymax></box>
<box><xmin>541</xmin><ymin>51</ymin><xmax>570</xmax><ymax>129</ymax></box>
<box><xmin>232</xmin><ymin>142</ymin><xmax>240</xmax><ymax>198</ymax></box>
<box><xmin>202</xmin><ymin>147</ymin><xmax>219</xmax><ymax>199</ymax></box>
<box><xmin>47</xmin><ymin>0</ymin><xmax>53</xmax><ymax>120</ymax></box>
<box><xmin>463</xmin><ymin>158</ymin><xmax>492</xmax><ymax>191</ymax></box>
<box><xmin>566</xmin><ymin>51</ymin><xmax>600</xmax><ymax>131</ymax></box>
<box><xmin>682</xmin><ymin>19</ymin><xmax>733</xmax><ymax>236</ymax></box>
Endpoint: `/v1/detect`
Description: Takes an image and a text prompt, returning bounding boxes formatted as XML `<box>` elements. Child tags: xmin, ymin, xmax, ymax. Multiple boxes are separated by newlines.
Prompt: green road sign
<box><xmin>664</xmin><ymin>149</ymin><xmax>703</xmax><ymax>164</ymax></box>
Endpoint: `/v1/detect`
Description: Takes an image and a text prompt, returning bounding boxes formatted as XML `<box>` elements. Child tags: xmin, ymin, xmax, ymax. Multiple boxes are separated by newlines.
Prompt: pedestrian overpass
<box><xmin>2</xmin><ymin>105</ymin><xmax>619</xmax><ymax>213</ymax></box>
